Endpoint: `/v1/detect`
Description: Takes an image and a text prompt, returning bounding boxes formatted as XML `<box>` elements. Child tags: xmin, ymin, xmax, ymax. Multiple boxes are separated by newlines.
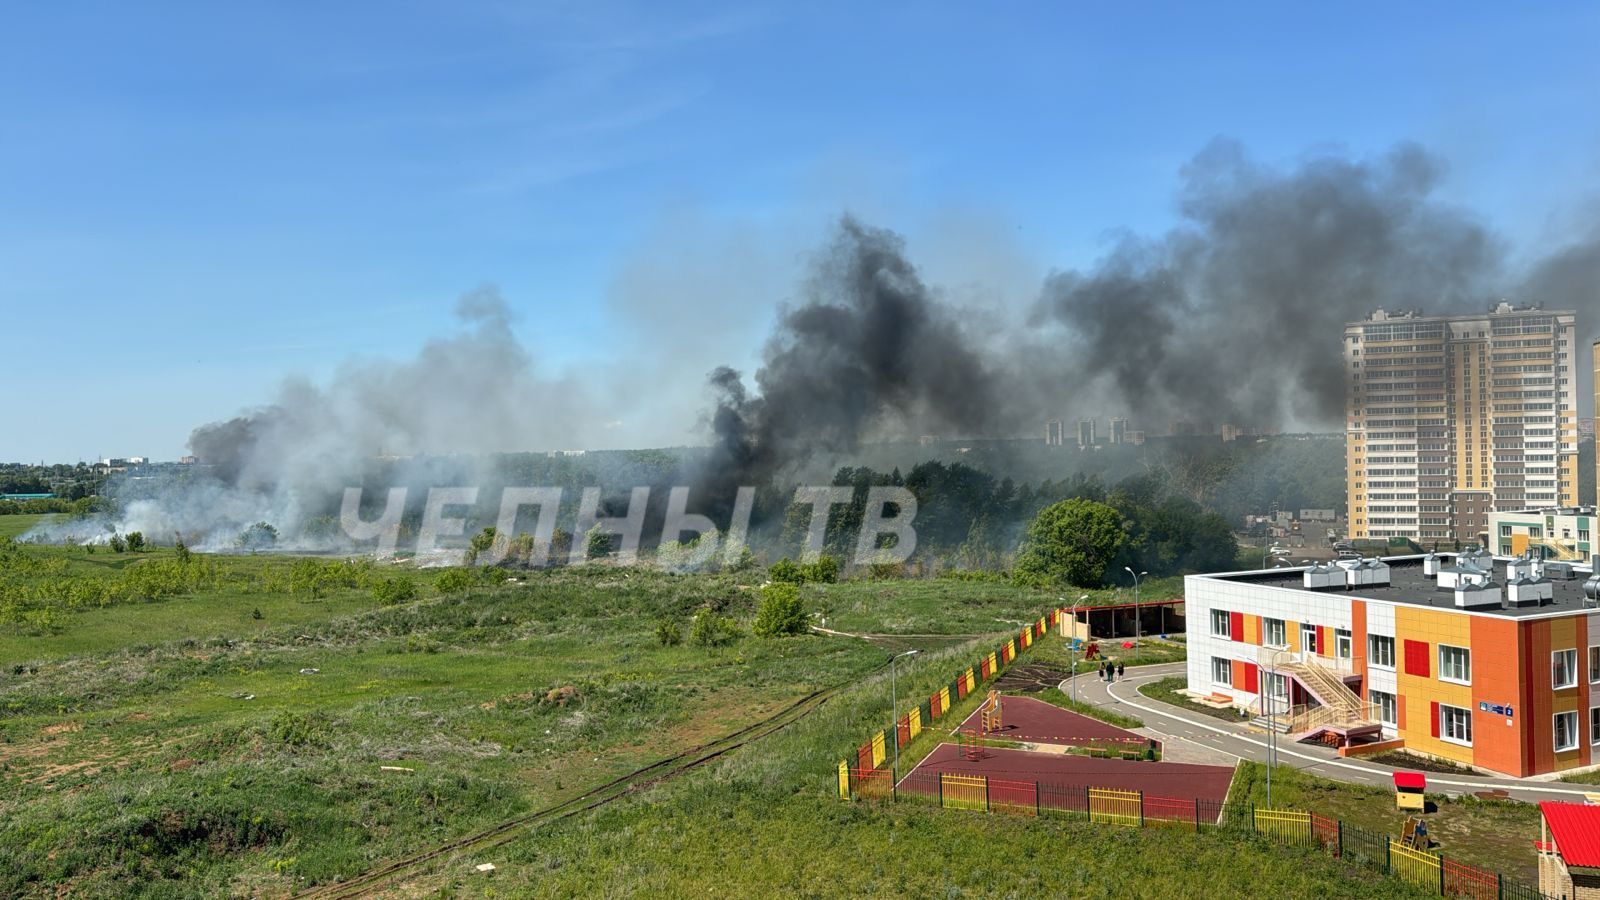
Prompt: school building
<box><xmin>1186</xmin><ymin>551</ymin><xmax>1600</xmax><ymax>777</ymax></box>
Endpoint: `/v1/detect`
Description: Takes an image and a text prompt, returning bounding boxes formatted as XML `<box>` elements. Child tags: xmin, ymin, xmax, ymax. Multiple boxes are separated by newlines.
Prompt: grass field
<box><xmin>0</xmin><ymin>543</ymin><xmax>1456</xmax><ymax>897</ymax></box>
<box><xmin>1140</xmin><ymin>675</ymin><xmax>1252</xmax><ymax>722</ymax></box>
<box><xmin>0</xmin><ymin>513</ymin><xmax>53</xmax><ymax>540</ymax></box>
<box><xmin>1228</xmin><ymin>761</ymin><xmax>1541</xmax><ymax>881</ymax></box>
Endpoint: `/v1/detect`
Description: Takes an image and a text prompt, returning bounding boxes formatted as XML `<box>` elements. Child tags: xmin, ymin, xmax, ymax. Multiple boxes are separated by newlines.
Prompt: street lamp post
<box><xmin>1068</xmin><ymin>594</ymin><xmax>1088</xmax><ymax>703</ymax></box>
<box><xmin>1124</xmin><ymin>567</ymin><xmax>1147</xmax><ymax>660</ymax></box>
<box><xmin>890</xmin><ymin>649</ymin><xmax>918</xmax><ymax>775</ymax></box>
<box><xmin>1264</xmin><ymin>647</ymin><xmax>1290</xmax><ymax>808</ymax></box>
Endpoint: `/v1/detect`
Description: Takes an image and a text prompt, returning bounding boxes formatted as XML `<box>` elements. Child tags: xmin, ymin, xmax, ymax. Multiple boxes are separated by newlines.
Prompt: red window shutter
<box><xmin>1317</xmin><ymin>626</ymin><xmax>1329</xmax><ymax>654</ymax></box>
<box><xmin>1242</xmin><ymin>662</ymin><xmax>1259</xmax><ymax>693</ymax></box>
<box><xmin>1404</xmin><ymin>639</ymin><xmax>1431</xmax><ymax>677</ymax></box>
<box><xmin>1430</xmin><ymin>701</ymin><xmax>1440</xmax><ymax>738</ymax></box>
<box><xmin>1230</xmin><ymin>611</ymin><xmax>1245</xmax><ymax>642</ymax></box>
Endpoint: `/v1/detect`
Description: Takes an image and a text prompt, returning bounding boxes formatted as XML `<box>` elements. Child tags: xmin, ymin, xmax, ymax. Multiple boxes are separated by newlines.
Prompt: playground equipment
<box><xmin>980</xmin><ymin>690</ymin><xmax>1003</xmax><ymax>735</ymax></box>
<box><xmin>959</xmin><ymin>727</ymin><xmax>983</xmax><ymax>761</ymax></box>
<box><xmin>1394</xmin><ymin>771</ymin><xmax>1426</xmax><ymax>811</ymax></box>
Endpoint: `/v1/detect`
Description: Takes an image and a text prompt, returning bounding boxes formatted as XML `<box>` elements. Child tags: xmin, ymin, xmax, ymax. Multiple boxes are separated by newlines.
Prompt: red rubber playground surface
<box><xmin>898</xmin><ymin>743</ymin><xmax>1235</xmax><ymax>809</ymax></box>
<box><xmin>957</xmin><ymin>695</ymin><xmax>1142</xmax><ymax>744</ymax></box>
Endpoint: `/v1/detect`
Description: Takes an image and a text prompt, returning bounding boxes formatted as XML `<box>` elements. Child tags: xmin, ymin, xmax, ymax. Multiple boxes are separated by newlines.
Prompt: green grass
<box><xmin>1557</xmin><ymin>769</ymin><xmax>1600</xmax><ymax>785</ymax></box>
<box><xmin>0</xmin><ymin>543</ymin><xmax>1462</xmax><ymax>898</ymax></box>
<box><xmin>813</xmin><ymin>575</ymin><xmax>1183</xmax><ymax>636</ymax></box>
<box><xmin>1139</xmin><ymin>676</ymin><xmax>1251</xmax><ymax>723</ymax></box>
<box><xmin>1229</xmin><ymin>761</ymin><xmax>1541</xmax><ymax>882</ymax></box>
<box><xmin>0</xmin><ymin>514</ymin><xmax>53</xmax><ymax>540</ymax></box>
<box><xmin>1026</xmin><ymin>685</ymin><xmax>1144</xmax><ymax>729</ymax></box>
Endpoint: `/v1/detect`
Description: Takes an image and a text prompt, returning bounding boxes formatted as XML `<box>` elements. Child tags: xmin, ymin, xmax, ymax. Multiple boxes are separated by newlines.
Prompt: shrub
<box><xmin>752</xmin><ymin>582</ymin><xmax>807</xmax><ymax>637</ymax></box>
<box><xmin>435</xmin><ymin>568</ymin><xmax>473</xmax><ymax>594</ymax></box>
<box><xmin>770</xmin><ymin>555</ymin><xmax>839</xmax><ymax>584</ymax></box>
<box><xmin>124</xmin><ymin>532</ymin><xmax>145</xmax><ymax>552</ymax></box>
<box><xmin>266</xmin><ymin>710</ymin><xmax>330</xmax><ymax>748</ymax></box>
<box><xmin>655</xmin><ymin>618</ymin><xmax>683</xmax><ymax>646</ymax></box>
<box><xmin>768</xmin><ymin>558</ymin><xmax>804</xmax><ymax>584</ymax></box>
<box><xmin>585</xmin><ymin>525</ymin><xmax>616</xmax><ymax>560</ymax></box>
<box><xmin>803</xmin><ymin>555</ymin><xmax>840</xmax><ymax>584</ymax></box>
<box><xmin>690</xmin><ymin>608</ymin><xmax>739</xmax><ymax>647</ymax></box>
<box><xmin>372</xmin><ymin>577</ymin><xmax>417</xmax><ymax>605</ymax></box>
<box><xmin>108</xmin><ymin>534</ymin><xmax>126</xmax><ymax>553</ymax></box>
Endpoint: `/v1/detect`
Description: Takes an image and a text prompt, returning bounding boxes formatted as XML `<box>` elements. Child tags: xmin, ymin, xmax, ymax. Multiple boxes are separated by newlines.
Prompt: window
<box><xmin>1368</xmin><ymin>635</ymin><xmax>1396</xmax><ymax>669</ymax></box>
<box><xmin>1301</xmin><ymin>623</ymin><xmax>1319</xmax><ymax>655</ymax></box>
<box><xmin>1263</xmin><ymin>618</ymin><xmax>1287</xmax><ymax>648</ymax></box>
<box><xmin>1210</xmin><ymin>609</ymin><xmax>1231</xmax><ymax>638</ymax></box>
<box><xmin>1263</xmin><ymin>672</ymin><xmax>1289</xmax><ymax>706</ymax></box>
<box><xmin>1591</xmin><ymin>707</ymin><xmax>1600</xmax><ymax>745</ymax></box>
<box><xmin>1500</xmin><ymin>525</ymin><xmax>1512</xmax><ymax>537</ymax></box>
<box><xmin>1554</xmin><ymin>649</ymin><xmax>1578</xmax><ymax>689</ymax></box>
<box><xmin>1439</xmin><ymin>645</ymin><xmax>1471</xmax><ymax>685</ymax></box>
<box><xmin>1589</xmin><ymin>647</ymin><xmax>1600</xmax><ymax>683</ymax></box>
<box><xmin>1370</xmin><ymin>689</ymin><xmax>1397</xmax><ymax>726</ymax></box>
<box><xmin>1441</xmin><ymin>704</ymin><xmax>1473</xmax><ymax>746</ymax></box>
<box><xmin>1555</xmin><ymin>711</ymin><xmax>1579</xmax><ymax>752</ymax></box>
<box><xmin>1211</xmin><ymin>657</ymin><xmax>1232</xmax><ymax>686</ymax></box>
<box><xmin>1336</xmin><ymin>629</ymin><xmax>1353</xmax><ymax>660</ymax></box>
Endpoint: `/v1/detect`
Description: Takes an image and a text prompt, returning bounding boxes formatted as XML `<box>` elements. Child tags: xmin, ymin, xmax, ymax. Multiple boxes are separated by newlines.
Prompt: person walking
<box><xmin>1116</xmin><ymin>661</ymin><xmax>1125</xmax><ymax>681</ymax></box>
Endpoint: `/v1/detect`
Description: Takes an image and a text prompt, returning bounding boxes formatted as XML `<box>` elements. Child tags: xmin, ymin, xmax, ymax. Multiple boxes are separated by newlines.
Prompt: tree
<box><xmin>108</xmin><ymin>533</ymin><xmax>126</xmax><ymax>553</ymax></box>
<box><xmin>753</xmin><ymin>582</ymin><xmax>807</xmax><ymax>637</ymax></box>
<box><xmin>1013</xmin><ymin>498</ymin><xmax>1126</xmax><ymax>588</ymax></box>
<box><xmin>238</xmin><ymin>522</ymin><xmax>278</xmax><ymax>550</ymax></box>
<box><xmin>464</xmin><ymin>527</ymin><xmax>497</xmax><ymax>566</ymax></box>
<box><xmin>124</xmin><ymin>531</ymin><xmax>145</xmax><ymax>553</ymax></box>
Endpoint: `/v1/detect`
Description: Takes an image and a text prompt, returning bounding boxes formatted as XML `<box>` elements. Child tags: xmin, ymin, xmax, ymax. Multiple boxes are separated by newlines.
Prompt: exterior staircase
<box><xmin>1251</xmin><ymin>651</ymin><xmax>1380</xmax><ymax>745</ymax></box>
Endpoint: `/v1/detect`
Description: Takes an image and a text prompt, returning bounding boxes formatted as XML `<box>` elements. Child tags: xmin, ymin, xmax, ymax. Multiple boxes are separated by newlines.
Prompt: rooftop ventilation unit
<box><xmin>1584</xmin><ymin>555</ymin><xmax>1600</xmax><ymax>608</ymax></box>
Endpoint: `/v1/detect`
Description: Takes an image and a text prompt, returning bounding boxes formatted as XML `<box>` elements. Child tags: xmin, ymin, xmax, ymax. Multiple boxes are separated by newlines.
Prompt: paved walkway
<box><xmin>1064</xmin><ymin>662</ymin><xmax>1600</xmax><ymax>803</ymax></box>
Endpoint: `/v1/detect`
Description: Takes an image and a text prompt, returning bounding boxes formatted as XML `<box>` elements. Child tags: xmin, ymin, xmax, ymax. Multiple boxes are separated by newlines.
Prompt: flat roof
<box><xmin>1202</xmin><ymin>555</ymin><xmax>1596</xmax><ymax>620</ymax></box>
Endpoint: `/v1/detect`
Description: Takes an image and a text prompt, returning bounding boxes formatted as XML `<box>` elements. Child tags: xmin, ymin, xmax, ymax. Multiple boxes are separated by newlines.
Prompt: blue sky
<box><xmin>3</xmin><ymin>2</ymin><xmax>1600</xmax><ymax>461</ymax></box>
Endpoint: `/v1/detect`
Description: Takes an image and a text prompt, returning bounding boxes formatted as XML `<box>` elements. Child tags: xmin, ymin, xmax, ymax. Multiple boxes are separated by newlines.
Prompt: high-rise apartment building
<box><xmin>1347</xmin><ymin>304</ymin><xmax>1579</xmax><ymax>544</ymax></box>
<box><xmin>1109</xmin><ymin>417</ymin><xmax>1128</xmax><ymax>445</ymax></box>
<box><xmin>1077</xmin><ymin>418</ymin><xmax>1096</xmax><ymax>449</ymax></box>
<box><xmin>1045</xmin><ymin>420</ymin><xmax>1064</xmax><ymax>446</ymax></box>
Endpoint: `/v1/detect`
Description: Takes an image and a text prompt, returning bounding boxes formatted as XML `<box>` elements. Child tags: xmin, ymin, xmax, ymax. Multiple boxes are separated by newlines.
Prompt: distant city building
<box><xmin>1127</xmin><ymin>430</ymin><xmax>1146</xmax><ymax>446</ymax></box>
<box><xmin>1298</xmin><ymin>509</ymin><xmax>1337</xmax><ymax>522</ymax></box>
<box><xmin>1045</xmin><ymin>420</ymin><xmax>1064</xmax><ymax>446</ymax></box>
<box><xmin>1077</xmin><ymin>418</ymin><xmax>1096</xmax><ymax>449</ymax></box>
<box><xmin>179</xmin><ymin>456</ymin><xmax>199</xmax><ymax>465</ymax></box>
<box><xmin>1578</xmin><ymin>417</ymin><xmax>1595</xmax><ymax>438</ymax></box>
<box><xmin>1109</xmin><ymin>417</ymin><xmax>1127</xmax><ymax>445</ymax></box>
<box><xmin>1347</xmin><ymin>304</ymin><xmax>1579</xmax><ymax>544</ymax></box>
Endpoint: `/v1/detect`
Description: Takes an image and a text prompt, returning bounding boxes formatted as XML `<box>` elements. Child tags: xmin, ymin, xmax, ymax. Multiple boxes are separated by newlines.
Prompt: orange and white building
<box><xmin>1187</xmin><ymin>552</ymin><xmax>1600</xmax><ymax>777</ymax></box>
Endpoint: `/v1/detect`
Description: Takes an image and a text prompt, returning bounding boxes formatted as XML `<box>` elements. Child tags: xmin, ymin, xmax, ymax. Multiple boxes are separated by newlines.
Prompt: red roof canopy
<box><xmin>1541</xmin><ymin>801</ymin><xmax>1600</xmax><ymax>868</ymax></box>
<box><xmin>1392</xmin><ymin>771</ymin><xmax>1426</xmax><ymax>791</ymax></box>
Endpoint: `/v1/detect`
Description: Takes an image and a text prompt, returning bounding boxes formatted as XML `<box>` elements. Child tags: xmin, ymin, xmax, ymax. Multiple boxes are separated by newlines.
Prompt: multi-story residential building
<box><xmin>1347</xmin><ymin>303</ymin><xmax>1579</xmax><ymax>544</ymax></box>
<box><xmin>1187</xmin><ymin>553</ymin><xmax>1600</xmax><ymax>777</ymax></box>
<box><xmin>1108</xmin><ymin>417</ymin><xmax>1127</xmax><ymax>445</ymax></box>
<box><xmin>1077</xmin><ymin>418</ymin><xmax>1096</xmax><ymax>449</ymax></box>
<box><xmin>1489</xmin><ymin>508</ymin><xmax>1597</xmax><ymax>560</ymax></box>
<box><xmin>1045</xmin><ymin>419</ymin><xmax>1065</xmax><ymax>447</ymax></box>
